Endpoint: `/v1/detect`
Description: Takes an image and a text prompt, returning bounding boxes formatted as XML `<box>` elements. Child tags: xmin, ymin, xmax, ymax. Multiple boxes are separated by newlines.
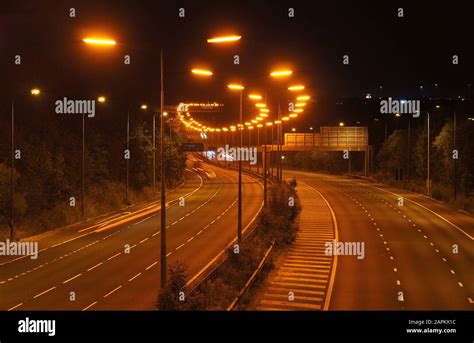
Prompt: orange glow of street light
<box><xmin>248</xmin><ymin>94</ymin><xmax>262</xmax><ymax>100</ymax></box>
<box><xmin>98</xmin><ymin>96</ymin><xmax>106</xmax><ymax>103</ymax></box>
<box><xmin>259</xmin><ymin>113</ymin><xmax>268</xmax><ymax>117</ymax></box>
<box><xmin>295</xmin><ymin>102</ymin><xmax>306</xmax><ymax>107</ymax></box>
<box><xmin>141</xmin><ymin>104</ymin><xmax>148</xmax><ymax>110</ymax></box>
<box><xmin>83</xmin><ymin>37</ymin><xmax>116</xmax><ymax>46</ymax></box>
<box><xmin>255</xmin><ymin>103</ymin><xmax>266</xmax><ymax>108</ymax></box>
<box><xmin>289</xmin><ymin>113</ymin><xmax>298</xmax><ymax>118</ymax></box>
<box><xmin>260</xmin><ymin>108</ymin><xmax>270</xmax><ymax>113</ymax></box>
<box><xmin>288</xmin><ymin>85</ymin><xmax>305</xmax><ymax>91</ymax></box>
<box><xmin>282</xmin><ymin>116</ymin><xmax>290</xmax><ymax>121</ymax></box>
<box><xmin>270</xmin><ymin>70</ymin><xmax>293</xmax><ymax>77</ymax></box>
<box><xmin>228</xmin><ymin>83</ymin><xmax>244</xmax><ymax>90</ymax></box>
<box><xmin>256</xmin><ymin>117</ymin><xmax>264</xmax><ymax>121</ymax></box>
<box><xmin>191</xmin><ymin>68</ymin><xmax>213</xmax><ymax>76</ymax></box>
<box><xmin>339</xmin><ymin>122</ymin><xmax>345</xmax><ymax>127</ymax></box>
<box><xmin>293</xmin><ymin>108</ymin><xmax>304</xmax><ymax>113</ymax></box>
<box><xmin>274</xmin><ymin>120</ymin><xmax>282</xmax><ymax>124</ymax></box>
<box><xmin>251</xmin><ymin>120</ymin><xmax>258</xmax><ymax>124</ymax></box>
<box><xmin>30</xmin><ymin>88</ymin><xmax>40</xmax><ymax>95</ymax></box>
<box><xmin>257</xmin><ymin>124</ymin><xmax>263</xmax><ymax>128</ymax></box>
<box><xmin>266</xmin><ymin>122</ymin><xmax>273</xmax><ymax>126</ymax></box>
<box><xmin>297</xmin><ymin>95</ymin><xmax>310</xmax><ymax>101</ymax></box>
<box><xmin>207</xmin><ymin>35</ymin><xmax>242</xmax><ymax>43</ymax></box>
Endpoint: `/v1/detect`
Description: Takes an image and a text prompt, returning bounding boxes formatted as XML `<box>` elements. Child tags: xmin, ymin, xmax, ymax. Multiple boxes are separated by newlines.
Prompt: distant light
<box><xmin>274</xmin><ymin>120</ymin><xmax>282</xmax><ymax>124</ymax></box>
<box><xmin>260</xmin><ymin>108</ymin><xmax>270</xmax><ymax>113</ymax></box>
<box><xmin>339</xmin><ymin>122</ymin><xmax>344</xmax><ymax>127</ymax></box>
<box><xmin>207</xmin><ymin>35</ymin><xmax>241</xmax><ymax>43</ymax></box>
<box><xmin>141</xmin><ymin>104</ymin><xmax>147</xmax><ymax>110</ymax></box>
<box><xmin>266</xmin><ymin>122</ymin><xmax>273</xmax><ymax>126</ymax></box>
<box><xmin>191</xmin><ymin>68</ymin><xmax>213</xmax><ymax>76</ymax></box>
<box><xmin>251</xmin><ymin>120</ymin><xmax>258</xmax><ymax>124</ymax></box>
<box><xmin>297</xmin><ymin>95</ymin><xmax>310</xmax><ymax>101</ymax></box>
<box><xmin>256</xmin><ymin>124</ymin><xmax>263</xmax><ymax>128</ymax></box>
<box><xmin>295</xmin><ymin>102</ymin><xmax>306</xmax><ymax>107</ymax></box>
<box><xmin>292</xmin><ymin>128</ymin><xmax>296</xmax><ymax>132</ymax></box>
<box><xmin>282</xmin><ymin>117</ymin><xmax>290</xmax><ymax>121</ymax></box>
<box><xmin>395</xmin><ymin>113</ymin><xmax>401</xmax><ymax>117</ymax></box>
<box><xmin>270</xmin><ymin>70</ymin><xmax>293</xmax><ymax>77</ymax></box>
<box><xmin>468</xmin><ymin>118</ymin><xmax>474</xmax><ymax>121</ymax></box>
<box><xmin>222</xmin><ymin>127</ymin><xmax>229</xmax><ymax>131</ymax></box>
<box><xmin>289</xmin><ymin>113</ymin><xmax>298</xmax><ymax>118</ymax></box>
<box><xmin>31</xmin><ymin>88</ymin><xmax>40</xmax><ymax>95</ymax></box>
<box><xmin>98</xmin><ymin>96</ymin><xmax>106</xmax><ymax>103</ymax></box>
<box><xmin>288</xmin><ymin>85</ymin><xmax>305</xmax><ymax>91</ymax></box>
<box><xmin>436</xmin><ymin>105</ymin><xmax>440</xmax><ymax>109</ymax></box>
<box><xmin>83</xmin><ymin>37</ymin><xmax>116</xmax><ymax>46</ymax></box>
<box><xmin>248</xmin><ymin>94</ymin><xmax>262</xmax><ymax>100</ymax></box>
<box><xmin>256</xmin><ymin>117</ymin><xmax>264</xmax><ymax>121</ymax></box>
<box><xmin>281</xmin><ymin>155</ymin><xmax>285</xmax><ymax>160</ymax></box>
<box><xmin>309</xmin><ymin>127</ymin><xmax>313</xmax><ymax>130</ymax></box>
<box><xmin>293</xmin><ymin>109</ymin><xmax>304</xmax><ymax>113</ymax></box>
<box><xmin>365</xmin><ymin>94</ymin><xmax>372</xmax><ymax>99</ymax></box>
<box><xmin>163</xmin><ymin>112</ymin><xmax>168</xmax><ymax>117</ymax></box>
<box><xmin>259</xmin><ymin>113</ymin><xmax>268</xmax><ymax>117</ymax></box>
<box><xmin>228</xmin><ymin>83</ymin><xmax>244</xmax><ymax>90</ymax></box>
<box><xmin>255</xmin><ymin>103</ymin><xmax>266</xmax><ymax>108</ymax></box>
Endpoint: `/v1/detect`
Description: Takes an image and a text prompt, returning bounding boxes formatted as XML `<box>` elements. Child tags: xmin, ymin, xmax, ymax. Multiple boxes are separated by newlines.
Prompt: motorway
<box><xmin>0</xmin><ymin>157</ymin><xmax>263</xmax><ymax>310</ymax></box>
<box><xmin>285</xmin><ymin>171</ymin><xmax>473</xmax><ymax>310</ymax></box>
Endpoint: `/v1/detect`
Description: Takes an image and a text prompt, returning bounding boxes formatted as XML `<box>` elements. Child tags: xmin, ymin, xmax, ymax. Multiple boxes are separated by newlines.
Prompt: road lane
<box><xmin>1</xmin><ymin>160</ymin><xmax>263</xmax><ymax>310</ymax></box>
<box><xmin>285</xmin><ymin>171</ymin><xmax>473</xmax><ymax>310</ymax></box>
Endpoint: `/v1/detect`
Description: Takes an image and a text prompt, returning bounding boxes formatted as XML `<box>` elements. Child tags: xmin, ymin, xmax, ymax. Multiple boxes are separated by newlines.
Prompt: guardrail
<box><xmin>227</xmin><ymin>240</ymin><xmax>275</xmax><ymax>311</ymax></box>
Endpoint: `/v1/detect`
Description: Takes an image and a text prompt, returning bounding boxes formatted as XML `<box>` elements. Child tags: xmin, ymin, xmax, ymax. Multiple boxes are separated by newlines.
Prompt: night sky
<box><xmin>1</xmin><ymin>0</ymin><xmax>473</xmax><ymax>127</ymax></box>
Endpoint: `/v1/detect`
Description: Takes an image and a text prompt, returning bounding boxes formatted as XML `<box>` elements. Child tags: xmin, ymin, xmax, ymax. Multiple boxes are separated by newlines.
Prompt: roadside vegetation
<box><xmin>0</xmin><ymin>118</ymin><xmax>187</xmax><ymax>240</ymax></box>
<box><xmin>156</xmin><ymin>180</ymin><xmax>301</xmax><ymax>310</ymax></box>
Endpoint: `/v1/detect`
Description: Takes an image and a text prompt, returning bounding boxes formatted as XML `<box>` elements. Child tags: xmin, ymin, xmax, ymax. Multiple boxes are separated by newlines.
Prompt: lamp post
<box><xmin>10</xmin><ymin>100</ymin><xmax>15</xmax><ymax>240</ymax></box>
<box><xmin>159</xmin><ymin>51</ymin><xmax>167</xmax><ymax>288</ymax></box>
<box><xmin>226</xmin><ymin>84</ymin><xmax>245</xmax><ymax>244</ymax></box>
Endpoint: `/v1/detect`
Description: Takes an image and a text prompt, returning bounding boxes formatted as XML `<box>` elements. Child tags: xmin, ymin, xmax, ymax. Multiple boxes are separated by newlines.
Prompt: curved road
<box><xmin>0</xmin><ymin>158</ymin><xmax>263</xmax><ymax>310</ymax></box>
<box><xmin>285</xmin><ymin>171</ymin><xmax>473</xmax><ymax>310</ymax></box>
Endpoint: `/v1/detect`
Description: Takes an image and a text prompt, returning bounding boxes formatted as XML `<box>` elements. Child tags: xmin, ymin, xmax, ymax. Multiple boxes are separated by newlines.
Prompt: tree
<box><xmin>0</xmin><ymin>163</ymin><xmax>27</xmax><ymax>230</ymax></box>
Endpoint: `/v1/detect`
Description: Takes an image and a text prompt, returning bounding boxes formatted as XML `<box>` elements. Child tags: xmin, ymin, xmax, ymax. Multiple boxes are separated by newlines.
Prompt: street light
<box><xmin>10</xmin><ymin>88</ymin><xmax>42</xmax><ymax>240</ymax></box>
<box><xmin>249</xmin><ymin>94</ymin><xmax>262</xmax><ymax>100</ymax></box>
<box><xmin>228</xmin><ymin>83</ymin><xmax>245</xmax><ymax>244</ymax></box>
<box><xmin>297</xmin><ymin>95</ymin><xmax>310</xmax><ymax>101</ymax></box>
<box><xmin>270</xmin><ymin>69</ymin><xmax>293</xmax><ymax>77</ymax></box>
<box><xmin>207</xmin><ymin>35</ymin><xmax>242</xmax><ymax>43</ymax></box>
<box><xmin>191</xmin><ymin>68</ymin><xmax>213</xmax><ymax>76</ymax></box>
<box><xmin>98</xmin><ymin>96</ymin><xmax>106</xmax><ymax>103</ymax></box>
<box><xmin>288</xmin><ymin>85</ymin><xmax>305</xmax><ymax>91</ymax></box>
<box><xmin>339</xmin><ymin>122</ymin><xmax>345</xmax><ymax>127</ymax></box>
<box><xmin>83</xmin><ymin>37</ymin><xmax>116</xmax><ymax>46</ymax></box>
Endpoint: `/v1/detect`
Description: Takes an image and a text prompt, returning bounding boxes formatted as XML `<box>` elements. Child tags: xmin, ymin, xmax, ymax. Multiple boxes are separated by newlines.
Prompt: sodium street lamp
<box><xmin>228</xmin><ymin>83</ymin><xmax>245</xmax><ymax>244</ymax></box>
<box><xmin>9</xmin><ymin>88</ymin><xmax>41</xmax><ymax>240</ymax></box>
<box><xmin>84</xmin><ymin>36</ymin><xmax>167</xmax><ymax>288</ymax></box>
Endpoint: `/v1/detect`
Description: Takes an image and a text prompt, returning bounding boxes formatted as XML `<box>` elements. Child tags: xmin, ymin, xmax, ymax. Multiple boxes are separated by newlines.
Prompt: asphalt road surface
<box><xmin>0</xmin><ymin>158</ymin><xmax>263</xmax><ymax>310</ymax></box>
<box><xmin>285</xmin><ymin>171</ymin><xmax>473</xmax><ymax>310</ymax></box>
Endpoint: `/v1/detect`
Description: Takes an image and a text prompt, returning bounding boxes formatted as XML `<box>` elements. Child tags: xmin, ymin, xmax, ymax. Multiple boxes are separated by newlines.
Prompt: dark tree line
<box><xmin>0</xmin><ymin>103</ymin><xmax>187</xmax><ymax>239</ymax></box>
